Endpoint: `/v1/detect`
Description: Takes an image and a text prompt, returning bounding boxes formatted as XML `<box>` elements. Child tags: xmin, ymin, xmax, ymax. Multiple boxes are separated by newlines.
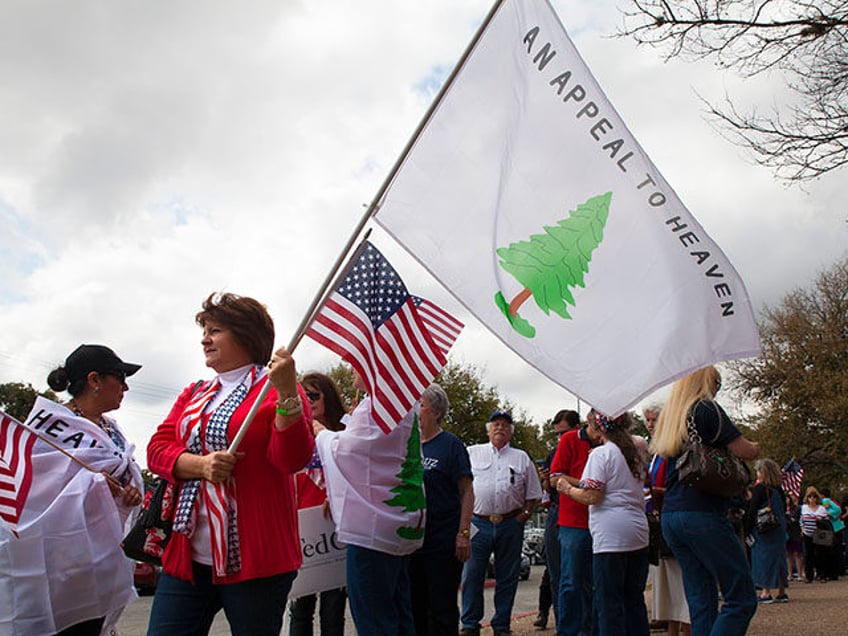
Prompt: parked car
<box><xmin>486</xmin><ymin>553</ymin><xmax>531</xmax><ymax>581</ymax></box>
<box><xmin>523</xmin><ymin>527</ymin><xmax>546</xmax><ymax>565</ymax></box>
<box><xmin>133</xmin><ymin>561</ymin><xmax>161</xmax><ymax>595</ymax></box>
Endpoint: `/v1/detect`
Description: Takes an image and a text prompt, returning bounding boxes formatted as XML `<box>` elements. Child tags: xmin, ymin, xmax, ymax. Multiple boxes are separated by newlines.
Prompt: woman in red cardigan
<box><xmin>146</xmin><ymin>292</ymin><xmax>314</xmax><ymax>636</ymax></box>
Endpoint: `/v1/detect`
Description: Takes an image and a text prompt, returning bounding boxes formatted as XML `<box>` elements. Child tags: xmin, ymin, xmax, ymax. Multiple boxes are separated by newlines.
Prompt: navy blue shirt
<box><xmin>662</xmin><ymin>400</ymin><xmax>743</xmax><ymax>513</ymax></box>
<box><xmin>420</xmin><ymin>430</ymin><xmax>473</xmax><ymax>553</ymax></box>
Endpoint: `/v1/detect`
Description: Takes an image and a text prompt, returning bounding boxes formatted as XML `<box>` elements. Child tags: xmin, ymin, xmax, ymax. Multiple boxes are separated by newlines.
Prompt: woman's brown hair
<box><xmin>196</xmin><ymin>292</ymin><xmax>274</xmax><ymax>365</ymax></box>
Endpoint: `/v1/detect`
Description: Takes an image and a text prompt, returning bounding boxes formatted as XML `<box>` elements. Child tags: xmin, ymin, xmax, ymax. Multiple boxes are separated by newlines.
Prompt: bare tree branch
<box><xmin>619</xmin><ymin>1</ymin><xmax>848</xmax><ymax>181</ymax></box>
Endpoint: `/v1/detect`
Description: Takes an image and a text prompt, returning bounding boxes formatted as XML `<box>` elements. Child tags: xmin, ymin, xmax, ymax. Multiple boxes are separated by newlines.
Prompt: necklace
<box><xmin>68</xmin><ymin>400</ymin><xmax>110</xmax><ymax>432</ymax></box>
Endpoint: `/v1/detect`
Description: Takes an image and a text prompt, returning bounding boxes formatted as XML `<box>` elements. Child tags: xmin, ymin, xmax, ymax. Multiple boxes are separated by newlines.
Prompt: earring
<box><xmin>94</xmin><ymin>387</ymin><xmax>100</xmax><ymax>395</ymax></box>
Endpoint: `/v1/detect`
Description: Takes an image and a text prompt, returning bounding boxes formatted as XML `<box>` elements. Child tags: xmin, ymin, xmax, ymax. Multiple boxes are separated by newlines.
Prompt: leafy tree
<box><xmin>324</xmin><ymin>363</ymin><xmax>358</xmax><ymax>410</ymax></box>
<box><xmin>314</xmin><ymin>360</ymin><xmax>549</xmax><ymax>460</ymax></box>
<box><xmin>620</xmin><ymin>1</ymin><xmax>848</xmax><ymax>181</ymax></box>
<box><xmin>0</xmin><ymin>382</ymin><xmax>58</xmax><ymax>421</ymax></box>
<box><xmin>729</xmin><ymin>257</ymin><xmax>848</xmax><ymax>492</ymax></box>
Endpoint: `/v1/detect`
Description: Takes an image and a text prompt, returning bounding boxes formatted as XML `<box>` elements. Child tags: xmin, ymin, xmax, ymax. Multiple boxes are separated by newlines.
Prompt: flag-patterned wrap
<box><xmin>0</xmin><ymin>412</ymin><xmax>37</xmax><ymax>535</ymax></box>
<box><xmin>780</xmin><ymin>458</ymin><xmax>804</xmax><ymax>499</ymax></box>
<box><xmin>307</xmin><ymin>241</ymin><xmax>463</xmax><ymax>433</ymax></box>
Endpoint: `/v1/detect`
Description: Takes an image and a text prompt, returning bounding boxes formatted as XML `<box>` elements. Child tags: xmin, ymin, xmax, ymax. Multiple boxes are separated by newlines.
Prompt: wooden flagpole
<box><xmin>227</xmin><ymin>0</ymin><xmax>507</xmax><ymax>453</ymax></box>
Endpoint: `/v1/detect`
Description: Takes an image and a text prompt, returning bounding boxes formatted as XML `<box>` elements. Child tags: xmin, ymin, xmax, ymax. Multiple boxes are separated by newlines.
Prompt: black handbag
<box><xmin>755</xmin><ymin>487</ymin><xmax>780</xmax><ymax>534</ymax></box>
<box><xmin>812</xmin><ymin>518</ymin><xmax>834</xmax><ymax>547</ymax></box>
<box><xmin>676</xmin><ymin>407</ymin><xmax>750</xmax><ymax>498</ymax></box>
<box><xmin>121</xmin><ymin>477</ymin><xmax>176</xmax><ymax>565</ymax></box>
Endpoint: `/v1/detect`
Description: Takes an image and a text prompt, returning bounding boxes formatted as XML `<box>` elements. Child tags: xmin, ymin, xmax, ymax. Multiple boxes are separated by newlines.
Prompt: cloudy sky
<box><xmin>1</xmin><ymin>0</ymin><xmax>845</xmax><ymax>465</ymax></box>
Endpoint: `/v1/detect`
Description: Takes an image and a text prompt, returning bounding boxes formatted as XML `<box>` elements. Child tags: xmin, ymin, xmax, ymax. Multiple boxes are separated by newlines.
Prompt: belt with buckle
<box><xmin>474</xmin><ymin>508</ymin><xmax>522</xmax><ymax>524</ymax></box>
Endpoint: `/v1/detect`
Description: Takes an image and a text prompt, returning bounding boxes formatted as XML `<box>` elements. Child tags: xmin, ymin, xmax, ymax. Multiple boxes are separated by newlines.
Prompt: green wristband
<box><xmin>276</xmin><ymin>406</ymin><xmax>302</xmax><ymax>417</ymax></box>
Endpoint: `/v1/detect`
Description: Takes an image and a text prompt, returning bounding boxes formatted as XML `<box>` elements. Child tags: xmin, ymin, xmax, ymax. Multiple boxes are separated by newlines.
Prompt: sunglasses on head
<box><xmin>305</xmin><ymin>391</ymin><xmax>321</xmax><ymax>402</ymax></box>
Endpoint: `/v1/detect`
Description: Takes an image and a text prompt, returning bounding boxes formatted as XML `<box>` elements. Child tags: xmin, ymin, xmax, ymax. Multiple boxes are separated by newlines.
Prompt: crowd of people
<box><xmin>2</xmin><ymin>297</ymin><xmax>847</xmax><ymax>636</ymax></box>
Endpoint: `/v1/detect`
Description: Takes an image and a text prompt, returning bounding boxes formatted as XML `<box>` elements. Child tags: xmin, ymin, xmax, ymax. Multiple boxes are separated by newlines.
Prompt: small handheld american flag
<box><xmin>780</xmin><ymin>458</ymin><xmax>804</xmax><ymax>499</ymax></box>
<box><xmin>307</xmin><ymin>241</ymin><xmax>463</xmax><ymax>433</ymax></box>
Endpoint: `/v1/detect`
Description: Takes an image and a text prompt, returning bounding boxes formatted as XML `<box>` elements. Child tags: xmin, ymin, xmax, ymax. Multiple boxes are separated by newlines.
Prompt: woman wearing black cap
<box><xmin>0</xmin><ymin>344</ymin><xmax>144</xmax><ymax>636</ymax></box>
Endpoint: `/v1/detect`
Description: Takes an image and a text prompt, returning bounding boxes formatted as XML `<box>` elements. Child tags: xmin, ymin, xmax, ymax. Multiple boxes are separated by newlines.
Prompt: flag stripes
<box><xmin>0</xmin><ymin>412</ymin><xmax>38</xmax><ymax>534</ymax></box>
<box><xmin>413</xmin><ymin>297</ymin><xmax>464</xmax><ymax>356</ymax></box>
<box><xmin>306</xmin><ymin>242</ymin><xmax>463</xmax><ymax>433</ymax></box>
<box><xmin>780</xmin><ymin>459</ymin><xmax>804</xmax><ymax>499</ymax></box>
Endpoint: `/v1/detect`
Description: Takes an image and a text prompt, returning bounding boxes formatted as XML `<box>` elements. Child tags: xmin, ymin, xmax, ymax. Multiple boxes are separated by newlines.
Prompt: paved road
<box><xmin>118</xmin><ymin>565</ymin><xmax>545</xmax><ymax>634</ymax></box>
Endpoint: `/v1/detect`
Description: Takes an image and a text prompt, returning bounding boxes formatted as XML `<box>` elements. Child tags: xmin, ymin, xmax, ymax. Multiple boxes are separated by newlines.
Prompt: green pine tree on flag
<box><xmin>384</xmin><ymin>412</ymin><xmax>426</xmax><ymax>540</ymax></box>
<box><xmin>494</xmin><ymin>192</ymin><xmax>611</xmax><ymax>338</ymax></box>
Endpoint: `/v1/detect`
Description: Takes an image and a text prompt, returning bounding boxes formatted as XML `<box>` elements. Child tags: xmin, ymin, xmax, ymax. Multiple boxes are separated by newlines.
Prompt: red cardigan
<box><xmin>147</xmin><ymin>377</ymin><xmax>314</xmax><ymax>584</ymax></box>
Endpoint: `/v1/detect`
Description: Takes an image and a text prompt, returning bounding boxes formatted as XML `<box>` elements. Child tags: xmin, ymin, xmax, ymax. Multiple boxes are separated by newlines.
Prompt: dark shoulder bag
<box><xmin>755</xmin><ymin>486</ymin><xmax>780</xmax><ymax>534</ymax></box>
<box><xmin>121</xmin><ymin>380</ymin><xmax>201</xmax><ymax>564</ymax></box>
<box><xmin>121</xmin><ymin>477</ymin><xmax>177</xmax><ymax>565</ymax></box>
<box><xmin>676</xmin><ymin>405</ymin><xmax>750</xmax><ymax>498</ymax></box>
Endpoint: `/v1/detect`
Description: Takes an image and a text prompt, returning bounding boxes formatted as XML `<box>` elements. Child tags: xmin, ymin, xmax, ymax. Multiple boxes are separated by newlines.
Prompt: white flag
<box><xmin>0</xmin><ymin>398</ymin><xmax>141</xmax><ymax>634</ymax></box>
<box><xmin>374</xmin><ymin>0</ymin><xmax>760</xmax><ymax>416</ymax></box>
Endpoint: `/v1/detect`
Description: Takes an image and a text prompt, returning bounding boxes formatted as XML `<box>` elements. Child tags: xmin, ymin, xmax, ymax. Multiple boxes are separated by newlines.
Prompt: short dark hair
<box><xmin>195</xmin><ymin>293</ymin><xmax>274</xmax><ymax>365</ymax></box>
<box><xmin>552</xmin><ymin>409</ymin><xmax>580</xmax><ymax>430</ymax></box>
<box><xmin>301</xmin><ymin>372</ymin><xmax>347</xmax><ymax>431</ymax></box>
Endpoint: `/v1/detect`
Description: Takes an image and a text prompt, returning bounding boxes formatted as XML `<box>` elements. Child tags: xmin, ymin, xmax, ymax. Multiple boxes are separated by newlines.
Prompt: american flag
<box><xmin>780</xmin><ymin>458</ymin><xmax>804</xmax><ymax>499</ymax></box>
<box><xmin>0</xmin><ymin>411</ymin><xmax>38</xmax><ymax>535</ymax></box>
<box><xmin>307</xmin><ymin>242</ymin><xmax>463</xmax><ymax>433</ymax></box>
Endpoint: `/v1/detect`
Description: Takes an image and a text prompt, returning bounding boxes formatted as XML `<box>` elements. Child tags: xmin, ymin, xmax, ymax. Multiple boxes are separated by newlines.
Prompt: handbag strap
<box><xmin>685</xmin><ymin>409</ymin><xmax>703</xmax><ymax>444</ymax></box>
<box><xmin>687</xmin><ymin>401</ymin><xmax>728</xmax><ymax>446</ymax></box>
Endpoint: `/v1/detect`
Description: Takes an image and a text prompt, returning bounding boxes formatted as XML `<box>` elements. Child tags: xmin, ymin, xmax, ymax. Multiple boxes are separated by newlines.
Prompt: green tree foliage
<box><xmin>0</xmin><ymin>382</ymin><xmax>58</xmax><ymax>421</ymax></box>
<box><xmin>730</xmin><ymin>257</ymin><xmax>848</xmax><ymax>492</ymax></box>
<box><xmin>312</xmin><ymin>360</ymin><xmax>549</xmax><ymax>461</ymax></box>
<box><xmin>495</xmin><ymin>192</ymin><xmax>612</xmax><ymax>337</ymax></box>
<box><xmin>324</xmin><ymin>363</ymin><xmax>358</xmax><ymax>410</ymax></box>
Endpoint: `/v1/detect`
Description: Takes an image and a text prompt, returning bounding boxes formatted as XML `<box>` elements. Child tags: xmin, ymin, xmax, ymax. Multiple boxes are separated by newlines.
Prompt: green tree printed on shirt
<box><xmin>384</xmin><ymin>412</ymin><xmax>426</xmax><ymax>540</ymax></box>
<box><xmin>495</xmin><ymin>192</ymin><xmax>612</xmax><ymax>338</ymax></box>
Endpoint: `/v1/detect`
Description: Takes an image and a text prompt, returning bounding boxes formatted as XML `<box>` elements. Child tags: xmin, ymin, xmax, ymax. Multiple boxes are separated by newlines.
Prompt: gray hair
<box><xmin>421</xmin><ymin>383</ymin><xmax>449</xmax><ymax>423</ymax></box>
<box><xmin>485</xmin><ymin>419</ymin><xmax>515</xmax><ymax>433</ymax></box>
<box><xmin>642</xmin><ymin>402</ymin><xmax>663</xmax><ymax>416</ymax></box>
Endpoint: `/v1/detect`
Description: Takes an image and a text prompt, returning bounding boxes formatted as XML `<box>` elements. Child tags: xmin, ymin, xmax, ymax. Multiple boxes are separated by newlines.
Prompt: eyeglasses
<box><xmin>305</xmin><ymin>391</ymin><xmax>321</xmax><ymax>402</ymax></box>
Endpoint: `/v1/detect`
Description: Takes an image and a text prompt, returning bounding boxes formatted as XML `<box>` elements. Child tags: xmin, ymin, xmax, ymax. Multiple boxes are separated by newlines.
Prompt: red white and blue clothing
<box><xmin>147</xmin><ymin>365</ymin><xmax>314</xmax><ymax>585</ymax></box>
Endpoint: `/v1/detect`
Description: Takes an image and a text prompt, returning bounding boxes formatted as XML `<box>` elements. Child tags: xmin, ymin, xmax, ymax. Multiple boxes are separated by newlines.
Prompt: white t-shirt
<box><xmin>581</xmin><ymin>442</ymin><xmax>648</xmax><ymax>554</ymax></box>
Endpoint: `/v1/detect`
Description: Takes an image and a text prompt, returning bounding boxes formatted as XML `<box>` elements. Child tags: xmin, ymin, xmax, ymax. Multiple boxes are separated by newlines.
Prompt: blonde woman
<box><xmin>651</xmin><ymin>366</ymin><xmax>759</xmax><ymax>636</ymax></box>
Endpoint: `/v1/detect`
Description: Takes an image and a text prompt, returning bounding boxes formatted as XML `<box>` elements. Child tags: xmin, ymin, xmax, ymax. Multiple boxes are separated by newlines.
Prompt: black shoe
<box><xmin>493</xmin><ymin>631</ymin><xmax>513</xmax><ymax>636</ymax></box>
<box><xmin>532</xmin><ymin>613</ymin><xmax>548</xmax><ymax>629</ymax></box>
<box><xmin>459</xmin><ymin>628</ymin><xmax>480</xmax><ymax>636</ymax></box>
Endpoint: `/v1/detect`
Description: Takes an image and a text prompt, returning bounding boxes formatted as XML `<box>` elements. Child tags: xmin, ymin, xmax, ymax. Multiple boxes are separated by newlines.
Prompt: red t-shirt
<box><xmin>550</xmin><ymin>428</ymin><xmax>592</xmax><ymax>529</ymax></box>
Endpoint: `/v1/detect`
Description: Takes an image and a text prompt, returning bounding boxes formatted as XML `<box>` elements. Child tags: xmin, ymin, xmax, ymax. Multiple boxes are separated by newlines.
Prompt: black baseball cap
<box><xmin>65</xmin><ymin>344</ymin><xmax>142</xmax><ymax>384</ymax></box>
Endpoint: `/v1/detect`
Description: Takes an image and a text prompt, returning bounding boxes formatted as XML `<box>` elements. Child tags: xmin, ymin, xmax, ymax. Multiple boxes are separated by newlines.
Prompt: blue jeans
<box><xmin>662</xmin><ymin>511</ymin><xmax>757</xmax><ymax>636</ymax></box>
<box><xmin>288</xmin><ymin>587</ymin><xmax>347</xmax><ymax>636</ymax></box>
<box><xmin>461</xmin><ymin>516</ymin><xmax>524</xmax><ymax>632</ymax></box>
<box><xmin>544</xmin><ymin>506</ymin><xmax>561</xmax><ymax>622</ymax></box>
<box><xmin>147</xmin><ymin>562</ymin><xmax>296</xmax><ymax>636</ymax></box>
<box><xmin>346</xmin><ymin>544</ymin><xmax>413</xmax><ymax>635</ymax></box>
<box><xmin>557</xmin><ymin>526</ymin><xmax>594</xmax><ymax>636</ymax></box>
<box><xmin>593</xmin><ymin>549</ymin><xmax>650</xmax><ymax>636</ymax></box>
